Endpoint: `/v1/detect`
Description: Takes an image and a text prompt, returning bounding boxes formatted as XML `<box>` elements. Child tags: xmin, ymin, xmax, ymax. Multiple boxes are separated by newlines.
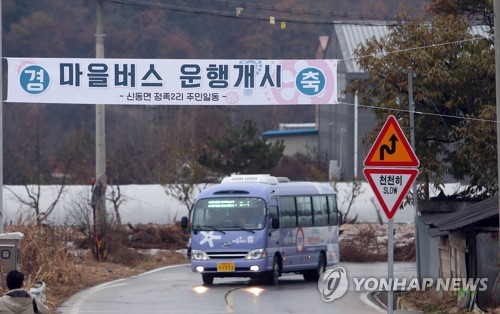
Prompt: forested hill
<box><xmin>4</xmin><ymin>0</ymin><xmax>427</xmax><ymax>59</ymax></box>
<box><xmin>2</xmin><ymin>0</ymin><xmax>428</xmax><ymax>185</ymax></box>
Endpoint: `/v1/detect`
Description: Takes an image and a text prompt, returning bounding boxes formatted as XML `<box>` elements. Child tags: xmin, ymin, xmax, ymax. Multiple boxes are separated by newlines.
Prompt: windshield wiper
<box><xmin>226</xmin><ymin>226</ymin><xmax>256</xmax><ymax>233</ymax></box>
<box><xmin>193</xmin><ymin>225</ymin><xmax>226</xmax><ymax>234</ymax></box>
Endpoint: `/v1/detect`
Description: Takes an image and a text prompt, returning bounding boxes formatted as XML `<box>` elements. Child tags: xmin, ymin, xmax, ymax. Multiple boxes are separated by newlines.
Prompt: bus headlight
<box><xmin>192</xmin><ymin>250</ymin><xmax>209</xmax><ymax>261</ymax></box>
<box><xmin>245</xmin><ymin>249</ymin><xmax>267</xmax><ymax>260</ymax></box>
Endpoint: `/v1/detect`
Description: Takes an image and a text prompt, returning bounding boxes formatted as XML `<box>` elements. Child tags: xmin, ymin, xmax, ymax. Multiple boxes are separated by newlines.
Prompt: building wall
<box><xmin>476</xmin><ymin>232</ymin><xmax>500</xmax><ymax>306</ymax></box>
<box><xmin>448</xmin><ymin>231</ymin><xmax>468</xmax><ymax>279</ymax></box>
<box><xmin>417</xmin><ymin>217</ymin><xmax>440</xmax><ymax>279</ymax></box>
<box><xmin>318</xmin><ymin>26</ymin><xmax>376</xmax><ymax>181</ymax></box>
<box><xmin>266</xmin><ymin>134</ymin><xmax>317</xmax><ymax>156</ymax></box>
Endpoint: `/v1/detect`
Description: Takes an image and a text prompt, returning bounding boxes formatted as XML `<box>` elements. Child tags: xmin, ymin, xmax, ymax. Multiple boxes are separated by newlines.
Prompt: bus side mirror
<box><xmin>271</xmin><ymin>217</ymin><xmax>279</xmax><ymax>229</ymax></box>
<box><xmin>180</xmin><ymin>216</ymin><xmax>189</xmax><ymax>229</ymax></box>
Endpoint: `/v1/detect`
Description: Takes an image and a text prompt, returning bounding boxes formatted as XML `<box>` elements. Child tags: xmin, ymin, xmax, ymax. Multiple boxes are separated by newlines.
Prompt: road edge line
<box><xmin>59</xmin><ymin>264</ymin><xmax>189</xmax><ymax>314</ymax></box>
<box><xmin>360</xmin><ymin>292</ymin><xmax>385</xmax><ymax>313</ymax></box>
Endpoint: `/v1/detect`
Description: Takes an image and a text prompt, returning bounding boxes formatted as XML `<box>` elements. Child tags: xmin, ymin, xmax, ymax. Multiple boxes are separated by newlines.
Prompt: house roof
<box><xmin>334</xmin><ymin>21</ymin><xmax>390</xmax><ymax>73</ymax></box>
<box><xmin>420</xmin><ymin>212</ymin><xmax>450</xmax><ymax>226</ymax></box>
<box><xmin>333</xmin><ymin>22</ymin><xmax>491</xmax><ymax>74</ymax></box>
<box><xmin>261</xmin><ymin>129</ymin><xmax>318</xmax><ymax>137</ymax></box>
<box><xmin>428</xmin><ymin>197</ymin><xmax>498</xmax><ymax>237</ymax></box>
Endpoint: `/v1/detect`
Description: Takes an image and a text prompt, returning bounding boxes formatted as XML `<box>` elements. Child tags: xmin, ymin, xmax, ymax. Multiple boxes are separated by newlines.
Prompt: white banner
<box><xmin>6</xmin><ymin>58</ymin><xmax>338</xmax><ymax>105</ymax></box>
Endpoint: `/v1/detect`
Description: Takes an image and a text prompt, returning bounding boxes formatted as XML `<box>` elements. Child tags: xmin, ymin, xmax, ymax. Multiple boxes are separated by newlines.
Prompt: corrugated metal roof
<box><xmin>334</xmin><ymin>22</ymin><xmax>491</xmax><ymax>74</ymax></box>
<box><xmin>420</xmin><ymin>212</ymin><xmax>450</xmax><ymax>225</ymax></box>
<box><xmin>335</xmin><ymin>22</ymin><xmax>390</xmax><ymax>73</ymax></box>
<box><xmin>431</xmin><ymin>197</ymin><xmax>498</xmax><ymax>233</ymax></box>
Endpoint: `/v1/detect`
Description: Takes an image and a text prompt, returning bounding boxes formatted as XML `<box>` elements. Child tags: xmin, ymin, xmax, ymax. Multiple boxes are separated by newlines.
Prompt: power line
<box><xmin>192</xmin><ymin>0</ymin><xmax>409</xmax><ymax>21</ymax></box>
<box><xmin>103</xmin><ymin>0</ymin><xmax>413</xmax><ymax>25</ymax></box>
<box><xmin>337</xmin><ymin>101</ymin><xmax>499</xmax><ymax>124</ymax></box>
<box><xmin>340</xmin><ymin>37</ymin><xmax>487</xmax><ymax>63</ymax></box>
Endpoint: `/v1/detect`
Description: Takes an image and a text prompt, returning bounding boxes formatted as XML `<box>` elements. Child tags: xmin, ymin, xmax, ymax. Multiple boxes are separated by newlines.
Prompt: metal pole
<box><xmin>354</xmin><ymin>93</ymin><xmax>358</xmax><ymax>179</ymax></box>
<box><xmin>0</xmin><ymin>0</ymin><xmax>3</xmax><ymax>233</ymax></box>
<box><xmin>388</xmin><ymin>219</ymin><xmax>394</xmax><ymax>314</ymax></box>
<box><xmin>408</xmin><ymin>68</ymin><xmax>420</xmax><ymax>280</ymax></box>
<box><xmin>340</xmin><ymin>128</ymin><xmax>345</xmax><ymax>178</ymax></box>
<box><xmin>494</xmin><ymin>0</ymin><xmax>500</xmax><ymax>272</ymax></box>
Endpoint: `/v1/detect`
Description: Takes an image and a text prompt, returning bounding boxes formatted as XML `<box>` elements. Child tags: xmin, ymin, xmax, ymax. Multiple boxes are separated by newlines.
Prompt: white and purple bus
<box><xmin>181</xmin><ymin>174</ymin><xmax>340</xmax><ymax>285</ymax></box>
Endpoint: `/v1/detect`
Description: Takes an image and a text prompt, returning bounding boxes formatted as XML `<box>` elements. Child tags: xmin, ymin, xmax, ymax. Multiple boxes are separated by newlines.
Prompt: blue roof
<box><xmin>261</xmin><ymin>129</ymin><xmax>318</xmax><ymax>137</ymax></box>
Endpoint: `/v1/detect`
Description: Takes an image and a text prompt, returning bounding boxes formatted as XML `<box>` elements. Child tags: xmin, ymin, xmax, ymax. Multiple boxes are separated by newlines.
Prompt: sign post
<box><xmin>363</xmin><ymin>115</ymin><xmax>419</xmax><ymax>314</ymax></box>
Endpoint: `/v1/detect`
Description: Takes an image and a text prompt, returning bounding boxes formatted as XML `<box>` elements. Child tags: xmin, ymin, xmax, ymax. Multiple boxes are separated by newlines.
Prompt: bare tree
<box><xmin>64</xmin><ymin>187</ymin><xmax>112</xmax><ymax>260</ymax></box>
<box><xmin>107</xmin><ymin>185</ymin><xmax>127</xmax><ymax>225</ymax></box>
<box><xmin>6</xmin><ymin>185</ymin><xmax>66</xmax><ymax>226</ymax></box>
<box><xmin>157</xmin><ymin>149</ymin><xmax>209</xmax><ymax>222</ymax></box>
<box><xmin>370</xmin><ymin>197</ymin><xmax>384</xmax><ymax>226</ymax></box>
<box><xmin>331</xmin><ymin>179</ymin><xmax>362</xmax><ymax>225</ymax></box>
<box><xmin>64</xmin><ymin>188</ymin><xmax>94</xmax><ymax>241</ymax></box>
<box><xmin>5</xmin><ymin>106</ymin><xmax>71</xmax><ymax>225</ymax></box>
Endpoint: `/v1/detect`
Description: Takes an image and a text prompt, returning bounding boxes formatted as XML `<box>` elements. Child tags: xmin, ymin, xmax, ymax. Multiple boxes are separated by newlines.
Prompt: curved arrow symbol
<box><xmin>379</xmin><ymin>134</ymin><xmax>398</xmax><ymax>160</ymax></box>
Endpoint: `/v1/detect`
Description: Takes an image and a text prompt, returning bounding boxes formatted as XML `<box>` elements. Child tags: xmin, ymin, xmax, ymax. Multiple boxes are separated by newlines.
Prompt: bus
<box><xmin>180</xmin><ymin>174</ymin><xmax>339</xmax><ymax>285</ymax></box>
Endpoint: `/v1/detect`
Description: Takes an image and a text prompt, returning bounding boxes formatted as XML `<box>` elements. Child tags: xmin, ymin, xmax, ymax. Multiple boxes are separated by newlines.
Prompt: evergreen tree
<box><xmin>197</xmin><ymin>120</ymin><xmax>285</xmax><ymax>176</ymax></box>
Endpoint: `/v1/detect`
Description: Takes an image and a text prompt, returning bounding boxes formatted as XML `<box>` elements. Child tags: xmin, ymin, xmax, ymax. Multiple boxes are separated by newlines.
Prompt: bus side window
<box><xmin>312</xmin><ymin>196</ymin><xmax>328</xmax><ymax>226</ymax></box>
<box><xmin>269</xmin><ymin>205</ymin><xmax>279</xmax><ymax>228</ymax></box>
<box><xmin>280</xmin><ymin>196</ymin><xmax>296</xmax><ymax>228</ymax></box>
<box><xmin>328</xmin><ymin>195</ymin><xmax>339</xmax><ymax>225</ymax></box>
<box><xmin>296</xmin><ymin>196</ymin><xmax>312</xmax><ymax>227</ymax></box>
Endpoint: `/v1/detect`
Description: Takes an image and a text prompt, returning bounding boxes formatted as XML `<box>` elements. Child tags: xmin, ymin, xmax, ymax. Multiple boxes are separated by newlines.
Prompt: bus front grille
<box><xmin>207</xmin><ymin>251</ymin><xmax>247</xmax><ymax>259</ymax></box>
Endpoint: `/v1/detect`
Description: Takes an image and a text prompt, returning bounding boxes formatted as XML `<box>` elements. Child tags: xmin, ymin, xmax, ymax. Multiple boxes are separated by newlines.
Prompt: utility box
<box><xmin>0</xmin><ymin>232</ymin><xmax>24</xmax><ymax>292</ymax></box>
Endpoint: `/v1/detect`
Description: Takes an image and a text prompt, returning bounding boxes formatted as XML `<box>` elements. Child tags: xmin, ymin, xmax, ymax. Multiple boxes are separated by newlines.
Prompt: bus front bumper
<box><xmin>191</xmin><ymin>258</ymin><xmax>269</xmax><ymax>277</ymax></box>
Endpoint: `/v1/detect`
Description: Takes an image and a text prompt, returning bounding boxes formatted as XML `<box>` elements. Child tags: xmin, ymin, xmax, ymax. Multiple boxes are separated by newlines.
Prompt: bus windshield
<box><xmin>192</xmin><ymin>197</ymin><xmax>266</xmax><ymax>231</ymax></box>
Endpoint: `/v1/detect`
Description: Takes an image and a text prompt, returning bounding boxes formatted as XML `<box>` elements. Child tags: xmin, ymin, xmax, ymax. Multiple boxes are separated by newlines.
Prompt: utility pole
<box><xmin>96</xmin><ymin>0</ymin><xmax>105</xmax><ymax>179</ymax></box>
<box><xmin>493</xmin><ymin>0</ymin><xmax>500</xmax><ymax>274</ymax></box>
<box><xmin>0</xmin><ymin>0</ymin><xmax>3</xmax><ymax>233</ymax></box>
<box><xmin>94</xmin><ymin>0</ymin><xmax>107</xmax><ymax>261</ymax></box>
<box><xmin>408</xmin><ymin>68</ymin><xmax>420</xmax><ymax>280</ymax></box>
<box><xmin>354</xmin><ymin>93</ymin><xmax>358</xmax><ymax>179</ymax></box>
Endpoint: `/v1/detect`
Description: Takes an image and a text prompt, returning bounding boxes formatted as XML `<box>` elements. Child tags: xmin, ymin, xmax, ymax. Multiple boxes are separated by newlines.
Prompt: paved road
<box><xmin>57</xmin><ymin>262</ymin><xmax>416</xmax><ymax>314</ymax></box>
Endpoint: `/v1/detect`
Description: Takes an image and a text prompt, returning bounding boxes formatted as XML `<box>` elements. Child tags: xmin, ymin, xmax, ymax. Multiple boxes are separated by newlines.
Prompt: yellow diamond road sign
<box><xmin>364</xmin><ymin>115</ymin><xmax>419</xmax><ymax>167</ymax></box>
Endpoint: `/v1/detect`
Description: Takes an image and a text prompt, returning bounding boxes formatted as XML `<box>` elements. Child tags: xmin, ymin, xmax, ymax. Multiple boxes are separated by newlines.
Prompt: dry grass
<box><xmin>4</xmin><ymin>223</ymin><xmax>190</xmax><ymax>313</ymax></box>
<box><xmin>339</xmin><ymin>223</ymin><xmax>416</xmax><ymax>262</ymax></box>
<box><xmin>340</xmin><ymin>224</ymin><xmax>386</xmax><ymax>262</ymax></box>
<box><xmin>400</xmin><ymin>289</ymin><xmax>500</xmax><ymax>314</ymax></box>
<box><xmin>400</xmin><ymin>289</ymin><xmax>465</xmax><ymax>313</ymax></box>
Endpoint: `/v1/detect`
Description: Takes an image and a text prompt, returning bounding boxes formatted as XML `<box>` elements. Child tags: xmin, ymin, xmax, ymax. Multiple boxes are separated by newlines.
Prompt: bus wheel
<box><xmin>202</xmin><ymin>274</ymin><xmax>214</xmax><ymax>285</ymax></box>
<box><xmin>267</xmin><ymin>255</ymin><xmax>280</xmax><ymax>285</ymax></box>
<box><xmin>303</xmin><ymin>253</ymin><xmax>326</xmax><ymax>282</ymax></box>
<box><xmin>316</xmin><ymin>253</ymin><xmax>327</xmax><ymax>280</ymax></box>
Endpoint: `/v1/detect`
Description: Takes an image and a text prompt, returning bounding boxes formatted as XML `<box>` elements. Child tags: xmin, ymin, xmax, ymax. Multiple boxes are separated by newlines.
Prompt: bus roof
<box><xmin>198</xmin><ymin>179</ymin><xmax>335</xmax><ymax>200</ymax></box>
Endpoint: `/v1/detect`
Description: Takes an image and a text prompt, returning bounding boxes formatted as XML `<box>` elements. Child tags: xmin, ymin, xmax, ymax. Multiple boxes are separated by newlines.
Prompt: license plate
<box><xmin>217</xmin><ymin>262</ymin><xmax>235</xmax><ymax>272</ymax></box>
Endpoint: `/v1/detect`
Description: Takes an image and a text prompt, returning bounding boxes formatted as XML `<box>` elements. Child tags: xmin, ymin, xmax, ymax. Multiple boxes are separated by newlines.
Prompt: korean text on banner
<box><xmin>6</xmin><ymin>58</ymin><xmax>339</xmax><ymax>105</ymax></box>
